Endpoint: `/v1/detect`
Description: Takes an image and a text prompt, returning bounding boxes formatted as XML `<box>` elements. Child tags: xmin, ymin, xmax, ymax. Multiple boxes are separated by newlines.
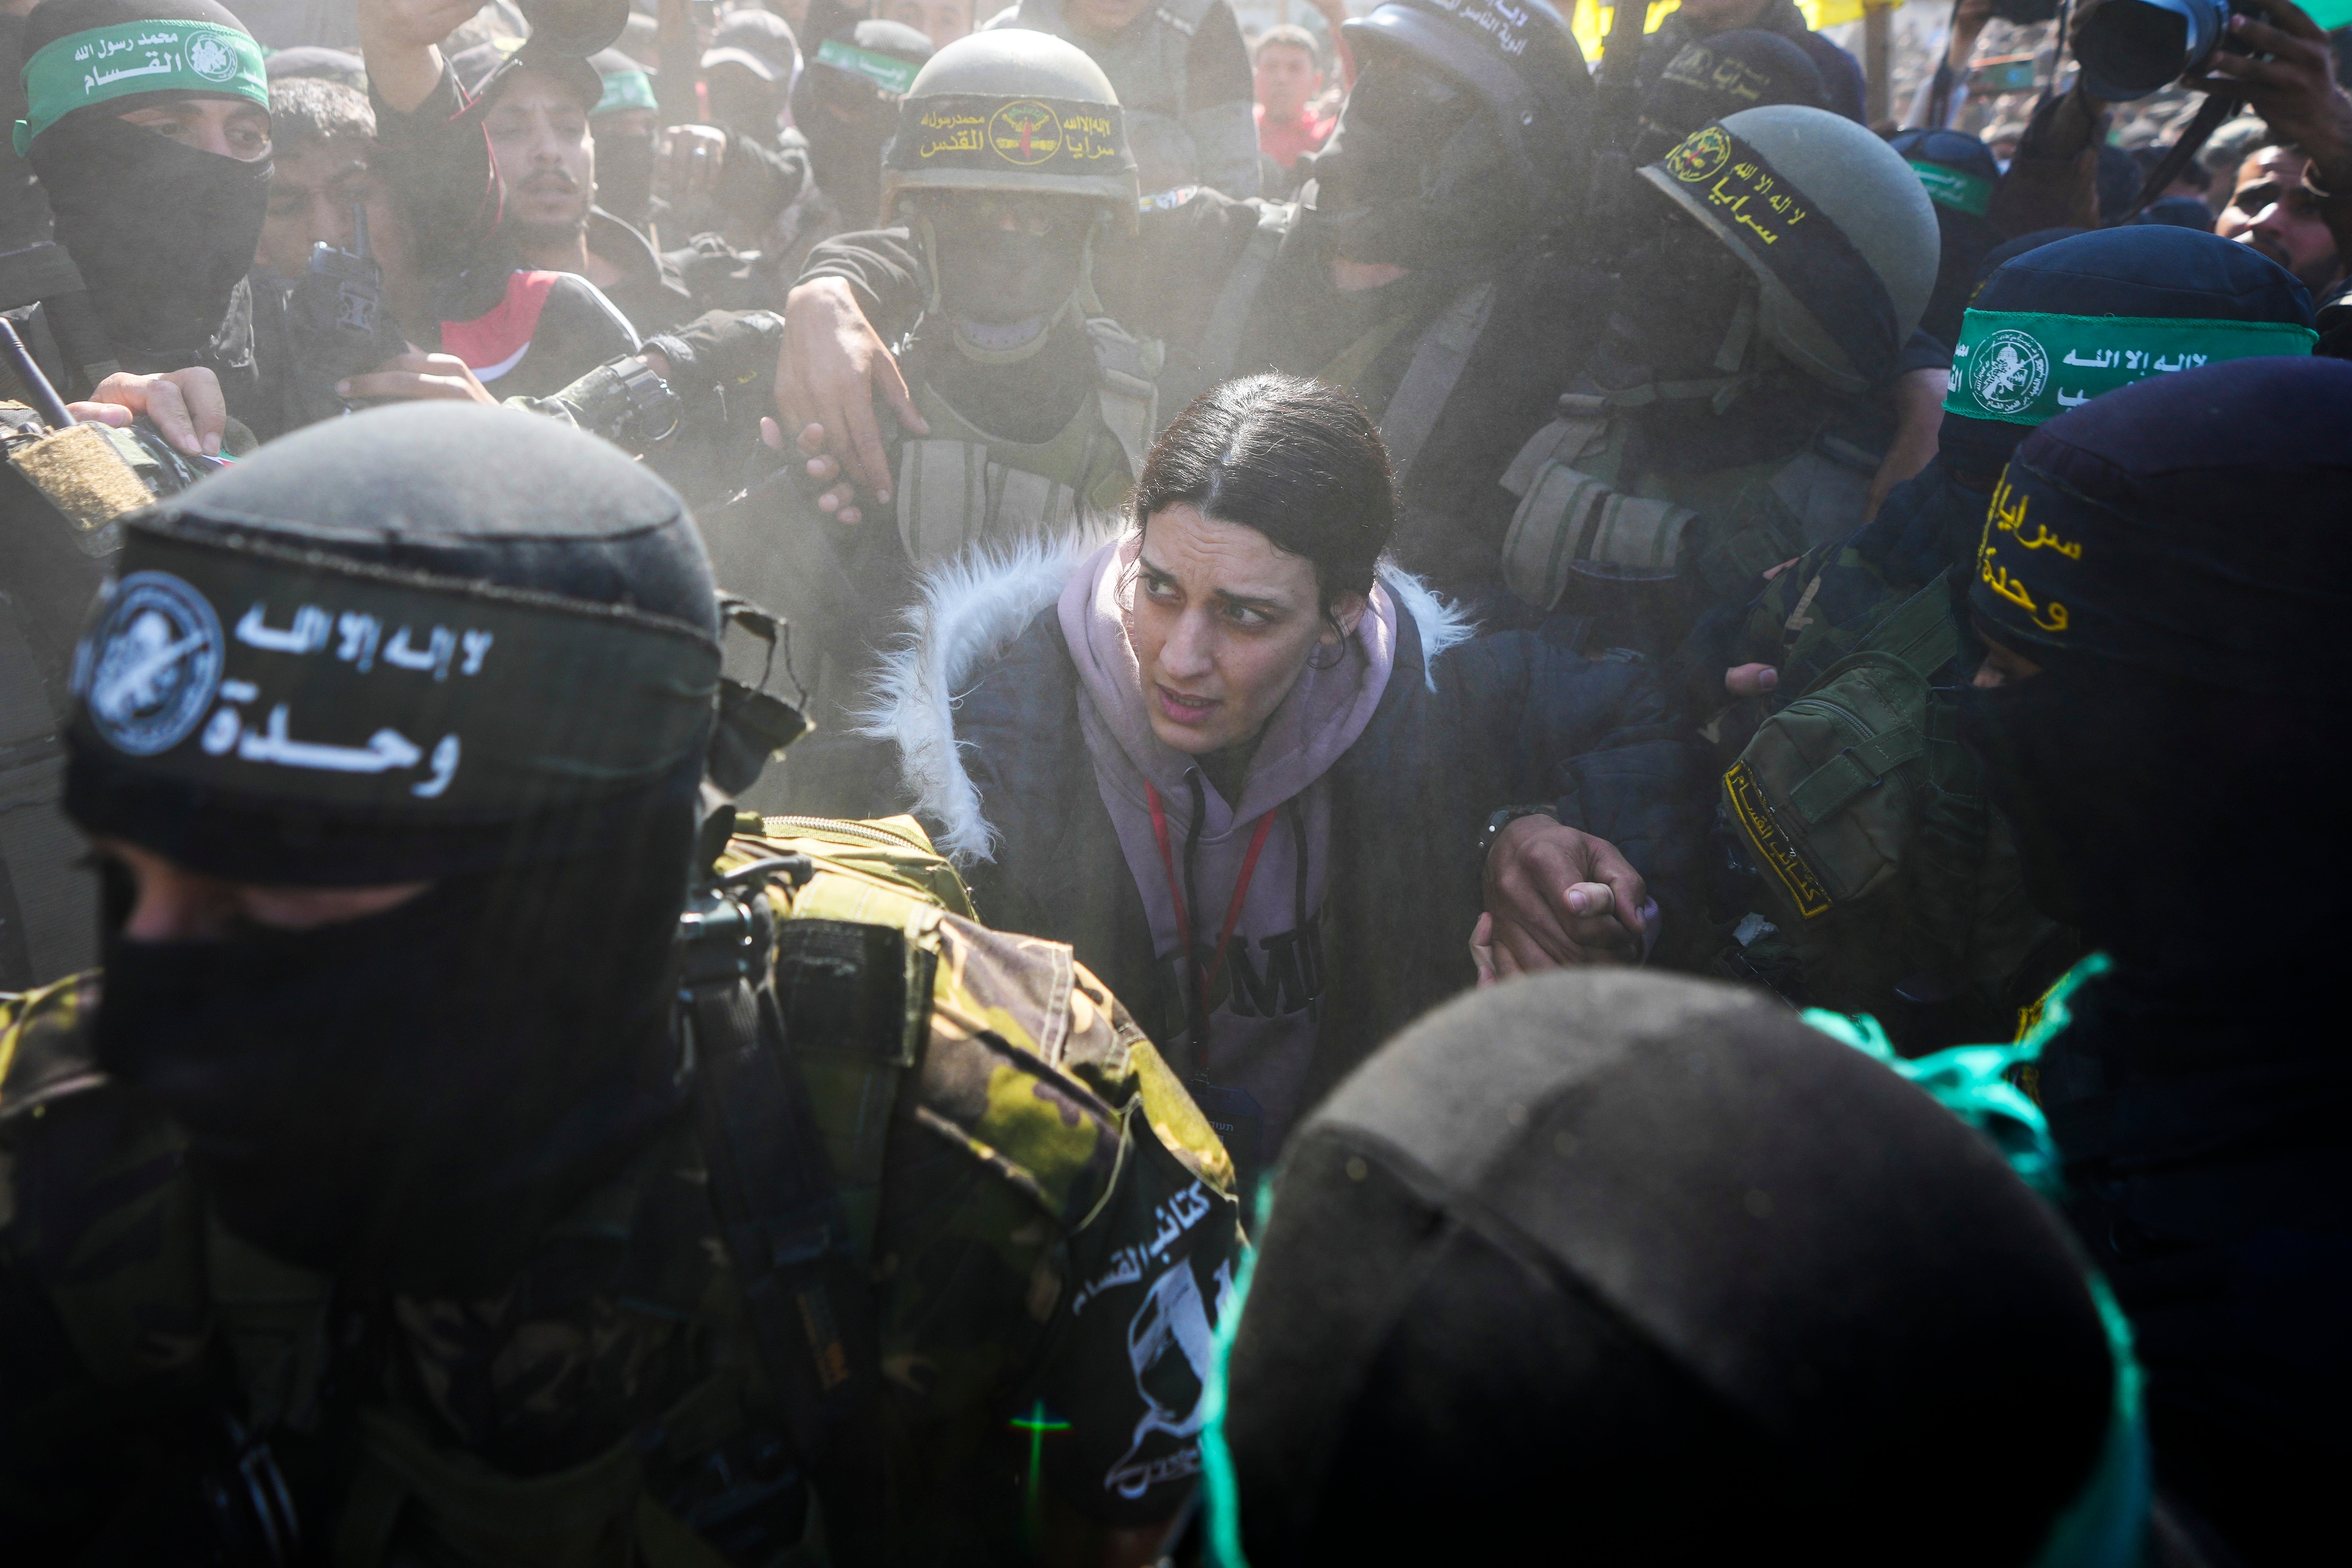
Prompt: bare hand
<box><xmin>2193</xmin><ymin>0</ymin><xmax>2352</xmax><ymax>191</ymax></box>
<box><xmin>1865</xmin><ymin>366</ymin><xmax>1946</xmax><ymax>525</ymax></box>
<box><xmin>357</xmin><ymin>0</ymin><xmax>480</xmax><ymax>112</ymax></box>
<box><xmin>656</xmin><ymin>123</ymin><xmax>730</xmax><ymax>206</ymax></box>
<box><xmin>62</xmin><ymin>400</ymin><xmax>133</xmax><ymax>428</ymax></box>
<box><xmin>1481</xmin><ymin>814</ymin><xmax>1648</xmax><ymax>976</ymax></box>
<box><xmin>339</xmin><ymin>348</ymin><xmax>497</xmax><ymax>404</ymax></box>
<box><xmin>1724</xmin><ymin>663</ymin><xmax>1779</xmax><ymax>697</ymax></box>
<box><xmin>777</xmin><ymin>275</ymin><xmax>927</xmax><ymax>503</ymax></box>
<box><xmin>88</xmin><ymin>367</ymin><xmax>226</xmax><ymax>457</ymax></box>
<box><xmin>759</xmin><ymin>416</ymin><xmax>867</xmax><ymax>523</ymax></box>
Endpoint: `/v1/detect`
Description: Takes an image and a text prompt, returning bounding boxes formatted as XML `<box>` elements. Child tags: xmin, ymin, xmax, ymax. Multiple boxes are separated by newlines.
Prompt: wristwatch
<box><xmin>1478</xmin><ymin>803</ymin><xmax>1560</xmax><ymax>864</ymax></box>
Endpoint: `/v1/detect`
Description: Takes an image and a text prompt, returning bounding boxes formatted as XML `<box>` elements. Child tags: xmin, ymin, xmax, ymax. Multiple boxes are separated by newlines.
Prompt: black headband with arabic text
<box><xmin>886</xmin><ymin>91</ymin><xmax>1128</xmax><ymax>175</ymax></box>
<box><xmin>1654</xmin><ymin>123</ymin><xmax>1902</xmax><ymax>383</ymax></box>
<box><xmin>69</xmin><ymin>519</ymin><xmax>721</xmax><ymax>820</ymax></box>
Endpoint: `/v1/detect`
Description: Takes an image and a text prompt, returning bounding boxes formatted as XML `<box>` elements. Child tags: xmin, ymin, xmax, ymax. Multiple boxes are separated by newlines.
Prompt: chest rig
<box><xmin>893</xmin><ymin>315</ymin><xmax>1162</xmax><ymax>569</ymax></box>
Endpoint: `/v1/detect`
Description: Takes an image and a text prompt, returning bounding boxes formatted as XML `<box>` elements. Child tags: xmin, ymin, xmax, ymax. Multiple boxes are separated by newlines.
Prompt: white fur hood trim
<box><xmin>858</xmin><ymin>534</ymin><xmax>1477</xmax><ymax>865</ymax></box>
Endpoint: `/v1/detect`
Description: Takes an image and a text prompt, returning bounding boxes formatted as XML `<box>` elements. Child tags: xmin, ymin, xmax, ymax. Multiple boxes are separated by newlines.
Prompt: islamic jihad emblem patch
<box><xmin>1968</xmin><ymin>327</ymin><xmax>2050</xmax><ymax>416</ymax></box>
<box><xmin>989</xmin><ymin>100</ymin><xmax>1062</xmax><ymax>165</ymax></box>
<box><xmin>79</xmin><ymin>570</ymin><xmax>225</xmax><ymax>756</ymax></box>
<box><xmin>1666</xmin><ymin>125</ymin><xmax>1732</xmax><ymax>184</ymax></box>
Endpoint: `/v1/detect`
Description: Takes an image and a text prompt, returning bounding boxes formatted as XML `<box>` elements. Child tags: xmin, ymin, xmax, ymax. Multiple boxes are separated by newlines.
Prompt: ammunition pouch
<box><xmin>1719</xmin><ymin>573</ymin><xmax>1964</xmax><ymax>926</ymax></box>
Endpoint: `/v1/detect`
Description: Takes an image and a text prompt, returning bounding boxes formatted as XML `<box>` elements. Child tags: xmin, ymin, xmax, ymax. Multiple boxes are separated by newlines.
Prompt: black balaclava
<box><xmin>1586</xmin><ymin>188</ymin><xmax>1839</xmax><ymax>474</ymax></box>
<box><xmin>1221</xmin><ymin>971</ymin><xmax>2119</xmax><ymax>1567</ymax></box>
<box><xmin>1305</xmin><ymin>49</ymin><xmax>1521</xmax><ymax>272</ymax></box>
<box><xmin>66</xmin><ymin>403</ymin><xmax>723</xmax><ymax>1290</ymax></box>
<box><xmin>908</xmin><ymin>189</ymin><xmax>1099</xmax><ymax>431</ymax></box>
<box><xmin>1627</xmin><ymin>30</ymin><xmax>1826</xmax><ymax>169</ymax></box>
<box><xmin>790</xmin><ymin>19</ymin><xmax>931</xmax><ymax>229</ymax></box>
<box><xmin>1861</xmin><ymin>225</ymin><xmax>2311</xmax><ymax>590</ymax></box>
<box><xmin>1960</xmin><ymin>358</ymin><xmax>2349</xmax><ymax>1008</ymax></box>
<box><xmin>1889</xmin><ymin>127</ymin><xmax>2002</xmax><ymax>349</ymax></box>
<box><xmin>22</xmin><ymin>0</ymin><xmax>270</xmax><ymax>363</ymax></box>
<box><xmin>1956</xmin><ymin>360</ymin><xmax>2352</xmax><ymax>1560</ymax></box>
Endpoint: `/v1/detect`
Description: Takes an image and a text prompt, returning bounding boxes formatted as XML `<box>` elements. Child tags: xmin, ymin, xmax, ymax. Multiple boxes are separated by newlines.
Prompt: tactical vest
<box><xmin>0</xmin><ymin>812</ymin><xmax>1233</xmax><ymax>1566</ymax></box>
<box><xmin>893</xmin><ymin>315</ymin><xmax>1162</xmax><ymax>569</ymax></box>
<box><xmin>1496</xmin><ymin>392</ymin><xmax>1879</xmax><ymax>621</ymax></box>
<box><xmin>1709</xmin><ymin>571</ymin><xmax>2081</xmax><ymax>1046</ymax></box>
<box><xmin>993</xmin><ymin>0</ymin><xmax>1218</xmax><ymax>195</ymax></box>
<box><xmin>1190</xmin><ymin>200</ymin><xmax>1498</xmax><ymax>489</ymax></box>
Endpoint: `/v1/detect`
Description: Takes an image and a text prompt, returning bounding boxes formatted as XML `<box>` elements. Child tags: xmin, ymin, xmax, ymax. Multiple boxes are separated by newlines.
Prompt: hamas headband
<box><xmin>16</xmin><ymin>19</ymin><xmax>266</xmax><ymax>155</ymax></box>
<box><xmin>595</xmin><ymin>65</ymin><xmax>657</xmax><ymax>115</ymax></box>
<box><xmin>71</xmin><ymin>516</ymin><xmax>720</xmax><ymax>820</ymax></box>
<box><xmin>1653</xmin><ymin>123</ymin><xmax>1901</xmax><ymax>385</ymax></box>
<box><xmin>1910</xmin><ymin>158</ymin><xmax>1991</xmax><ymax>218</ymax></box>
<box><xmin>816</xmin><ymin>38</ymin><xmax>920</xmax><ymax>97</ymax></box>
<box><xmin>1946</xmin><ymin>309</ymin><xmax>2315</xmax><ymax>428</ymax></box>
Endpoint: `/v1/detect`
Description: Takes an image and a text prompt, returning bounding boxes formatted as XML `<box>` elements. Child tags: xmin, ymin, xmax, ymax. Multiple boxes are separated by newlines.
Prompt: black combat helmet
<box><xmin>1628</xmin><ymin>28</ymin><xmax>1827</xmax><ymax>168</ymax></box>
<box><xmin>1207</xmin><ymin>970</ymin><xmax>2141</xmax><ymax>1566</ymax></box>
<box><xmin>66</xmin><ymin>404</ymin><xmax>725</xmax><ymax>1285</ymax></box>
<box><xmin>1308</xmin><ymin>0</ymin><xmax>1593</xmax><ymax>267</ymax></box>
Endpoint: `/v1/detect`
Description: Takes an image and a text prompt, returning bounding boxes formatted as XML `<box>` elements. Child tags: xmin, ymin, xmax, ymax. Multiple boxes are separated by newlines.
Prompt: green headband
<box><xmin>1945</xmin><ymin>309</ymin><xmax>2316</xmax><ymax>428</ymax></box>
<box><xmin>594</xmin><ymin>66</ymin><xmax>657</xmax><ymax>115</ymax></box>
<box><xmin>1909</xmin><ymin>158</ymin><xmax>1992</xmax><ymax>218</ymax></box>
<box><xmin>15</xmin><ymin>19</ymin><xmax>266</xmax><ymax>156</ymax></box>
<box><xmin>816</xmin><ymin>37</ymin><xmax>921</xmax><ymax>96</ymax></box>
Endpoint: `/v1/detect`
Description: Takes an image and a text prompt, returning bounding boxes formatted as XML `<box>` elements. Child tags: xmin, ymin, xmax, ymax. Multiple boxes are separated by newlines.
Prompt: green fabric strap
<box><xmin>594</xmin><ymin>66</ymin><xmax>657</xmax><ymax>115</ymax></box>
<box><xmin>816</xmin><ymin>38</ymin><xmax>920</xmax><ymax>96</ymax></box>
<box><xmin>1910</xmin><ymin>159</ymin><xmax>1992</xmax><ymax>218</ymax></box>
<box><xmin>16</xmin><ymin>19</ymin><xmax>265</xmax><ymax>155</ymax></box>
<box><xmin>1944</xmin><ymin>310</ymin><xmax>2316</xmax><ymax>428</ymax></box>
<box><xmin>1804</xmin><ymin>955</ymin><xmax>2151</xmax><ymax>1568</ymax></box>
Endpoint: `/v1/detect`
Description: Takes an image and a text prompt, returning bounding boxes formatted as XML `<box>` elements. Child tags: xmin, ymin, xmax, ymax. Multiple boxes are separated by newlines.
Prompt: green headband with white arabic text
<box><xmin>1943</xmin><ymin>309</ymin><xmax>2315</xmax><ymax>427</ymax></box>
<box><xmin>16</xmin><ymin>19</ymin><xmax>266</xmax><ymax>155</ymax></box>
<box><xmin>816</xmin><ymin>37</ymin><xmax>921</xmax><ymax>96</ymax></box>
<box><xmin>595</xmin><ymin>66</ymin><xmax>657</xmax><ymax>115</ymax></box>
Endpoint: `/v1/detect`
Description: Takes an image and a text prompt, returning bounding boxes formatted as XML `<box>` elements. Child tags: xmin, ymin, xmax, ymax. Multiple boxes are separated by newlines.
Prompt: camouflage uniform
<box><xmin>0</xmin><ymin>817</ymin><xmax>1243</xmax><ymax>1565</ymax></box>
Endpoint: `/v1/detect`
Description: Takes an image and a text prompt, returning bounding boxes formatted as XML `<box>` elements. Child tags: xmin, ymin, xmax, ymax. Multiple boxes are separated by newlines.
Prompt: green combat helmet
<box><xmin>1639</xmin><ymin>104</ymin><xmax>1940</xmax><ymax>396</ymax></box>
<box><xmin>1495</xmin><ymin>104</ymin><xmax>1943</xmax><ymax>633</ymax></box>
<box><xmin>880</xmin><ymin>27</ymin><xmax>1140</xmax><ymax>229</ymax></box>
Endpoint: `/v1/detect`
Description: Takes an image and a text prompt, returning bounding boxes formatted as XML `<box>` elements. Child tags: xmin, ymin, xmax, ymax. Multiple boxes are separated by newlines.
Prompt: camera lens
<box><xmin>2070</xmin><ymin>0</ymin><xmax>2229</xmax><ymax>101</ymax></box>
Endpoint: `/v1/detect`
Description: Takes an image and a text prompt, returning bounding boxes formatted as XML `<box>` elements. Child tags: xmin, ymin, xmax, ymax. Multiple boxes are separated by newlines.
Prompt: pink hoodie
<box><xmin>1058</xmin><ymin>537</ymin><xmax>1397</xmax><ymax>1154</ymax></box>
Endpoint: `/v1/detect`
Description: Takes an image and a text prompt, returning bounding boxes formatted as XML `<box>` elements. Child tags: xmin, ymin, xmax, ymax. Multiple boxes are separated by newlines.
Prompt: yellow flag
<box><xmin>1572</xmin><ymin>0</ymin><xmax>1879</xmax><ymax>61</ymax></box>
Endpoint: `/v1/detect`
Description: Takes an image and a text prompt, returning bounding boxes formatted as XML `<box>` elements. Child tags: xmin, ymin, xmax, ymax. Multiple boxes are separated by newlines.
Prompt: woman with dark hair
<box><xmin>865</xmin><ymin>374</ymin><xmax>1707</xmax><ymax>1169</ymax></box>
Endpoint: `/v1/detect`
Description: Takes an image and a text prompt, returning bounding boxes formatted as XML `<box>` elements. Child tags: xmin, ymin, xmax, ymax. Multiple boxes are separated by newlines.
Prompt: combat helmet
<box><xmin>1641</xmin><ymin>105</ymin><xmax>1940</xmax><ymax>394</ymax></box>
<box><xmin>1338</xmin><ymin>0</ymin><xmax>1593</xmax><ymax>224</ymax></box>
<box><xmin>879</xmin><ymin>29</ymin><xmax>1139</xmax><ymax>232</ymax></box>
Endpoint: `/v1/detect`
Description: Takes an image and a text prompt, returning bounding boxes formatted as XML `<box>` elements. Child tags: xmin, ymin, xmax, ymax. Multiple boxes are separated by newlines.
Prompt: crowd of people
<box><xmin>0</xmin><ymin>0</ymin><xmax>2345</xmax><ymax>1563</ymax></box>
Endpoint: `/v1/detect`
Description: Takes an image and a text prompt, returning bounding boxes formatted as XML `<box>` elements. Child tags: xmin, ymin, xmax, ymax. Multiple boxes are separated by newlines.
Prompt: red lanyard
<box><xmin>1145</xmin><ymin>782</ymin><xmax>1275</xmax><ymax>1013</ymax></box>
